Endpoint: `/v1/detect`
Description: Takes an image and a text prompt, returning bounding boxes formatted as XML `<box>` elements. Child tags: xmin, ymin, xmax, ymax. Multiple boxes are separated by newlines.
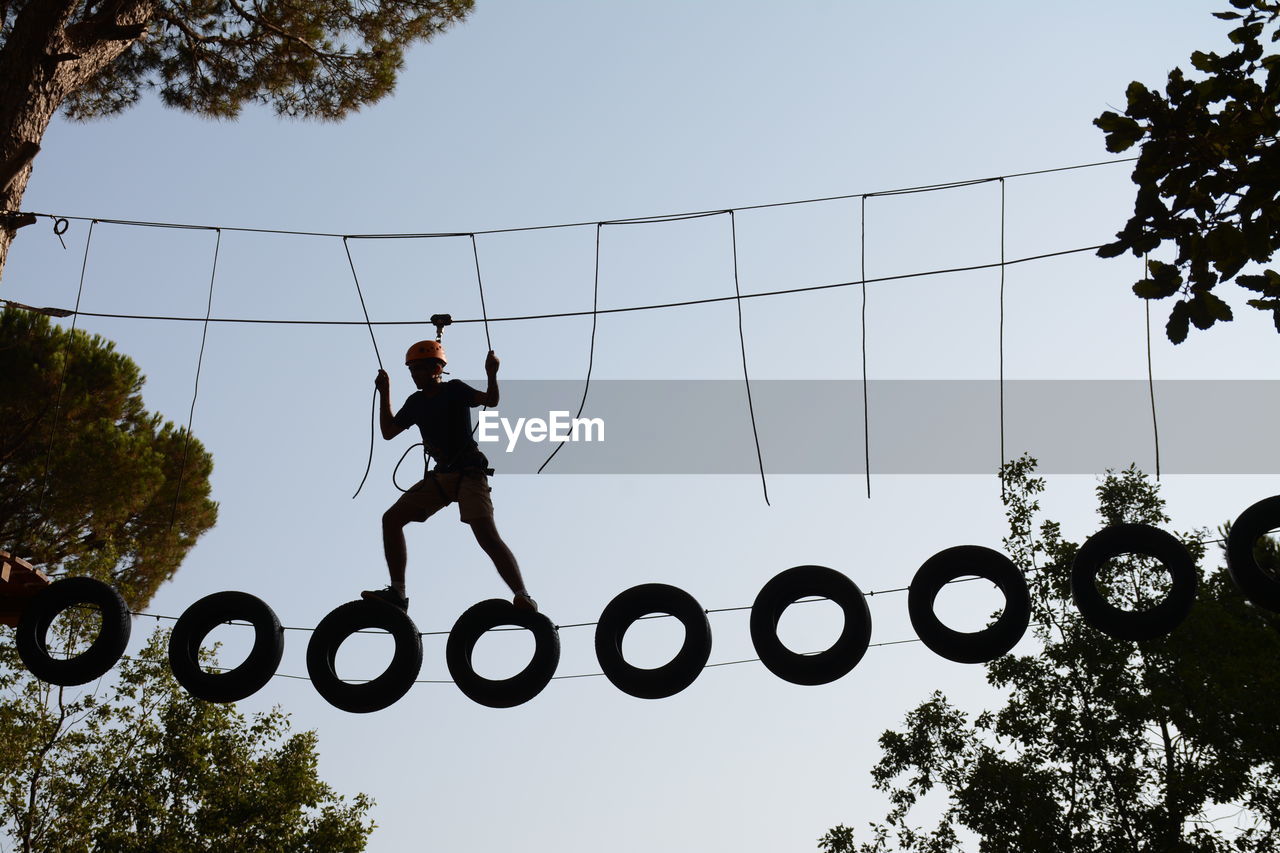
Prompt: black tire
<box><xmin>908</xmin><ymin>546</ymin><xmax>1030</xmax><ymax>664</ymax></box>
<box><xmin>1071</xmin><ymin>524</ymin><xmax>1197</xmax><ymax>641</ymax></box>
<box><xmin>749</xmin><ymin>565</ymin><xmax>871</xmax><ymax>685</ymax></box>
<box><xmin>16</xmin><ymin>577</ymin><xmax>131</xmax><ymax>686</ymax></box>
<box><xmin>168</xmin><ymin>591</ymin><xmax>284</xmax><ymax>703</ymax></box>
<box><xmin>306</xmin><ymin>600</ymin><xmax>422</xmax><ymax>713</ymax></box>
<box><xmin>1226</xmin><ymin>495</ymin><xmax>1280</xmax><ymax>612</ymax></box>
<box><xmin>594</xmin><ymin>583</ymin><xmax>711</xmax><ymax>700</ymax></box>
<box><xmin>445</xmin><ymin>599</ymin><xmax>560</xmax><ymax>709</ymax></box>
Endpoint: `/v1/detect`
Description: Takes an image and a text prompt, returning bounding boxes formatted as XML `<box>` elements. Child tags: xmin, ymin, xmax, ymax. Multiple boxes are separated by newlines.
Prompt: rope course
<box><xmin>1</xmin><ymin>152</ymin><xmax>1173</xmax><ymax>510</ymax></box>
<box><xmin>10</xmin><ymin>152</ymin><xmax>1276</xmax><ymax>709</ymax></box>
<box><xmin>117</xmin><ymin>533</ymin><xmax>1229</xmax><ymax>687</ymax></box>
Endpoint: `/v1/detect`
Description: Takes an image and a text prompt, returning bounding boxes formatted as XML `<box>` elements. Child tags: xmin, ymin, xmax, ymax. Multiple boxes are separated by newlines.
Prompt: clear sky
<box><xmin>5</xmin><ymin>2</ymin><xmax>1280</xmax><ymax>851</ymax></box>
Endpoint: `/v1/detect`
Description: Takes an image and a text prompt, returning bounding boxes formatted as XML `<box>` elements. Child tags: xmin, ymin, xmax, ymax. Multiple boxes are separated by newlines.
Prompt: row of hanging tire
<box><xmin>12</xmin><ymin>496</ymin><xmax>1280</xmax><ymax>713</ymax></box>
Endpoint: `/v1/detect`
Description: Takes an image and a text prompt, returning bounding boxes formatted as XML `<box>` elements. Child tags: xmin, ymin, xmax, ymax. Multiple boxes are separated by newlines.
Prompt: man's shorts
<box><xmin>388</xmin><ymin>471</ymin><xmax>494</xmax><ymax>523</ymax></box>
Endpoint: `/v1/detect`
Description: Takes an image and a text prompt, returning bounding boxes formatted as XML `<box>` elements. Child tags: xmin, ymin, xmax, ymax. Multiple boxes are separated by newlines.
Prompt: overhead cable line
<box><xmin>36</xmin><ymin>243</ymin><xmax>1105</xmax><ymax>328</ymax></box>
<box><xmin>9</xmin><ymin>155</ymin><xmax>1137</xmax><ymax>242</ymax></box>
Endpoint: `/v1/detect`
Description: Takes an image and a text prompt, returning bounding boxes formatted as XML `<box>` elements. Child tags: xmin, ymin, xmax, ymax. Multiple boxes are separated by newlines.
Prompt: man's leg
<box><xmin>468</xmin><ymin>517</ymin><xmax>535</xmax><ymax>610</ymax></box>
<box><xmin>367</xmin><ymin>481</ymin><xmax>445</xmax><ymax>609</ymax></box>
<box><xmin>382</xmin><ymin>504</ymin><xmax>414</xmax><ymax>594</ymax></box>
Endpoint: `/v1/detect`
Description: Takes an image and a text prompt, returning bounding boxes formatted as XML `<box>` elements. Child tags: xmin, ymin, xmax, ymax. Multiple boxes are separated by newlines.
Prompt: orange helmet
<box><xmin>405</xmin><ymin>340</ymin><xmax>446</xmax><ymax>365</ymax></box>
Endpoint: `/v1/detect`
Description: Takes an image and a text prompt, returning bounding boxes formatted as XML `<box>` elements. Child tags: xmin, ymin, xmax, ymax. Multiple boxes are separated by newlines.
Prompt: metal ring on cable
<box><xmin>749</xmin><ymin>565</ymin><xmax>871</xmax><ymax>685</ymax></box>
<box><xmin>168</xmin><ymin>591</ymin><xmax>284</xmax><ymax>702</ymax></box>
<box><xmin>16</xmin><ymin>577</ymin><xmax>131</xmax><ymax>686</ymax></box>
<box><xmin>594</xmin><ymin>584</ymin><xmax>711</xmax><ymax>700</ymax></box>
<box><xmin>306</xmin><ymin>600</ymin><xmax>422</xmax><ymax>713</ymax></box>
<box><xmin>908</xmin><ymin>546</ymin><xmax>1030</xmax><ymax>664</ymax></box>
<box><xmin>1226</xmin><ymin>495</ymin><xmax>1280</xmax><ymax>612</ymax></box>
<box><xmin>1071</xmin><ymin>524</ymin><xmax>1197</xmax><ymax>641</ymax></box>
<box><xmin>446</xmin><ymin>599</ymin><xmax>560</xmax><ymax>708</ymax></box>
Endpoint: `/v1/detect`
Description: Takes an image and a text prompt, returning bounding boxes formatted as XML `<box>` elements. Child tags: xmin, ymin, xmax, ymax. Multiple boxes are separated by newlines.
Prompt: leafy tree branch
<box><xmin>1096</xmin><ymin>0</ymin><xmax>1280</xmax><ymax>341</ymax></box>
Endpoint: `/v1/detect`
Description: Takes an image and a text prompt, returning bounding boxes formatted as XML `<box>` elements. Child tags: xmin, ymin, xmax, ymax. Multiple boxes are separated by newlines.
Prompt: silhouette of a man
<box><xmin>362</xmin><ymin>339</ymin><xmax>536</xmax><ymax>613</ymax></box>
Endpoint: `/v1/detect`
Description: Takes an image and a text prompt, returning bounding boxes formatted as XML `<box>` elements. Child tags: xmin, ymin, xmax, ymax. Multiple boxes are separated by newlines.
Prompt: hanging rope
<box><xmin>467</xmin><ymin>233</ymin><xmax>494</xmax><ymax>449</ymax></box>
<box><xmin>538</xmin><ymin>224</ymin><xmax>602</xmax><ymax>474</ymax></box>
<box><xmin>729</xmin><ymin>211</ymin><xmax>769</xmax><ymax>506</ymax></box>
<box><xmin>342</xmin><ymin>237</ymin><xmax>383</xmax><ymax>371</ymax></box>
<box><xmin>168</xmin><ymin>228</ymin><xmax>222</xmax><ymax>534</ymax></box>
<box><xmin>35</xmin><ymin>219</ymin><xmax>96</xmax><ymax>523</ymax></box>
<box><xmin>344</xmin><ymin>236</ymin><xmax>384</xmax><ymax>499</ymax></box>
<box><xmin>469</xmin><ymin>233</ymin><xmax>492</xmax><ymax>352</ymax></box>
<box><xmin>998</xmin><ymin>179</ymin><xmax>1007</xmax><ymax>498</ymax></box>
<box><xmin>350</xmin><ymin>384</ymin><xmax>378</xmax><ymax>499</ymax></box>
<box><xmin>1144</xmin><ymin>255</ymin><xmax>1162</xmax><ymax>480</ymax></box>
<box><xmin>860</xmin><ymin>196</ymin><xmax>871</xmax><ymax>499</ymax></box>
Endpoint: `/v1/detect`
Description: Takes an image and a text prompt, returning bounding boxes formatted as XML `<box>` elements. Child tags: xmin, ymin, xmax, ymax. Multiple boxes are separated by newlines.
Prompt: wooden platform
<box><xmin>0</xmin><ymin>551</ymin><xmax>51</xmax><ymax>627</ymax></box>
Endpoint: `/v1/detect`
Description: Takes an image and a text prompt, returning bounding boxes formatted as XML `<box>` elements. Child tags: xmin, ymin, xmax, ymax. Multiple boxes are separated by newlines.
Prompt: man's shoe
<box><xmin>362</xmin><ymin>586</ymin><xmax>409</xmax><ymax>612</ymax></box>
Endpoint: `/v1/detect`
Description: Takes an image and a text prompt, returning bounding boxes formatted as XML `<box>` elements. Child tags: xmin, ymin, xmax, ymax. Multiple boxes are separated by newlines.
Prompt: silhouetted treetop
<box><xmin>1096</xmin><ymin>0</ymin><xmax>1280</xmax><ymax>342</ymax></box>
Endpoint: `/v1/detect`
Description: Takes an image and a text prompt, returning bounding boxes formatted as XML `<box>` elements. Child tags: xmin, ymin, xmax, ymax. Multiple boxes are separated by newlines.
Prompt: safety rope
<box><xmin>1144</xmin><ymin>254</ymin><xmax>1162</xmax><ymax>480</ymax></box>
<box><xmin>35</xmin><ymin>219</ymin><xmax>96</xmax><ymax>522</ymax></box>
<box><xmin>344</xmin><ymin>236</ymin><xmax>384</xmax><ymax>499</ymax></box>
<box><xmin>469</xmin><ymin>233</ymin><xmax>492</xmax><ymax>352</ymax></box>
<box><xmin>342</xmin><ymin>236</ymin><xmax>383</xmax><ymax>370</ymax></box>
<box><xmin>998</xmin><ymin>179</ymin><xmax>1007</xmax><ymax>498</ymax></box>
<box><xmin>729</xmin><ymin>210</ymin><xmax>769</xmax><ymax>506</ymax></box>
<box><xmin>860</xmin><ymin>196</ymin><xmax>871</xmax><ymax>499</ymax></box>
<box><xmin>168</xmin><ymin>229</ymin><xmax>221</xmax><ymax>535</ymax></box>
<box><xmin>538</xmin><ymin>223</ymin><xmax>601</xmax><ymax>474</ymax></box>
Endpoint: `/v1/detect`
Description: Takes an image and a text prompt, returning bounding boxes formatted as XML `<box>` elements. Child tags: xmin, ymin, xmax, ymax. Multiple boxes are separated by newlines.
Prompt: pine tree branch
<box><xmin>222</xmin><ymin>0</ymin><xmax>346</xmax><ymax>59</ymax></box>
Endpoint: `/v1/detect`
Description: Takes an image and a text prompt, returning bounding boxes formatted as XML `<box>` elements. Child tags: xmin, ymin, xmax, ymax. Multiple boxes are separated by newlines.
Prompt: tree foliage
<box><xmin>0</xmin><ymin>306</ymin><xmax>217</xmax><ymax>608</ymax></box>
<box><xmin>820</xmin><ymin>456</ymin><xmax>1280</xmax><ymax>853</ymax></box>
<box><xmin>0</xmin><ymin>0</ymin><xmax>475</xmax><ymax>122</ymax></box>
<box><xmin>0</xmin><ymin>0</ymin><xmax>472</xmax><ymax>276</ymax></box>
<box><xmin>1095</xmin><ymin>0</ymin><xmax>1280</xmax><ymax>342</ymax></box>
<box><xmin>0</xmin><ymin>630</ymin><xmax>374</xmax><ymax>852</ymax></box>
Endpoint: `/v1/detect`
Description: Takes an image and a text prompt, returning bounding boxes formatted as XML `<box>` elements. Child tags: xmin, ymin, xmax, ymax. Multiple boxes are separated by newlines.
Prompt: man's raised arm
<box><xmin>376</xmin><ymin>369</ymin><xmax>406</xmax><ymax>440</ymax></box>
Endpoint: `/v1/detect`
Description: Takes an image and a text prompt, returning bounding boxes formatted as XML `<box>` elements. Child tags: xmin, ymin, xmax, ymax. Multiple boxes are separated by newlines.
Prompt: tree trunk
<box><xmin>0</xmin><ymin>0</ymin><xmax>155</xmax><ymax>282</ymax></box>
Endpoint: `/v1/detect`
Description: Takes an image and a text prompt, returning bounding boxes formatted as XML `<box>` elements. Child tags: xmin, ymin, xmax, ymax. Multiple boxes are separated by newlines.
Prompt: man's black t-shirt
<box><xmin>393</xmin><ymin>379</ymin><xmax>486</xmax><ymax>470</ymax></box>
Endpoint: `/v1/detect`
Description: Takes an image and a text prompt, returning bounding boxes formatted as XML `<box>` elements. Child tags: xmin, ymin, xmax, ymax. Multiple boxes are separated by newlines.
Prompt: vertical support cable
<box><xmin>344</xmin><ymin>236</ymin><xmax>384</xmax><ymax>498</ymax></box>
<box><xmin>469</xmin><ymin>233</ymin><xmax>493</xmax><ymax>352</ymax></box>
<box><xmin>169</xmin><ymin>228</ymin><xmax>222</xmax><ymax>532</ymax></box>
<box><xmin>1144</xmin><ymin>255</ymin><xmax>1161</xmax><ymax>480</ymax></box>
<box><xmin>729</xmin><ymin>210</ymin><xmax>770</xmax><ymax>506</ymax></box>
<box><xmin>342</xmin><ymin>236</ymin><xmax>383</xmax><ymax>371</ymax></box>
<box><xmin>860</xmin><ymin>196</ymin><xmax>871</xmax><ymax>499</ymax></box>
<box><xmin>36</xmin><ymin>219</ymin><xmax>97</xmax><ymax>522</ymax></box>
<box><xmin>998</xmin><ymin>178</ymin><xmax>1007</xmax><ymax>496</ymax></box>
<box><xmin>538</xmin><ymin>224</ymin><xmax>602</xmax><ymax>474</ymax></box>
